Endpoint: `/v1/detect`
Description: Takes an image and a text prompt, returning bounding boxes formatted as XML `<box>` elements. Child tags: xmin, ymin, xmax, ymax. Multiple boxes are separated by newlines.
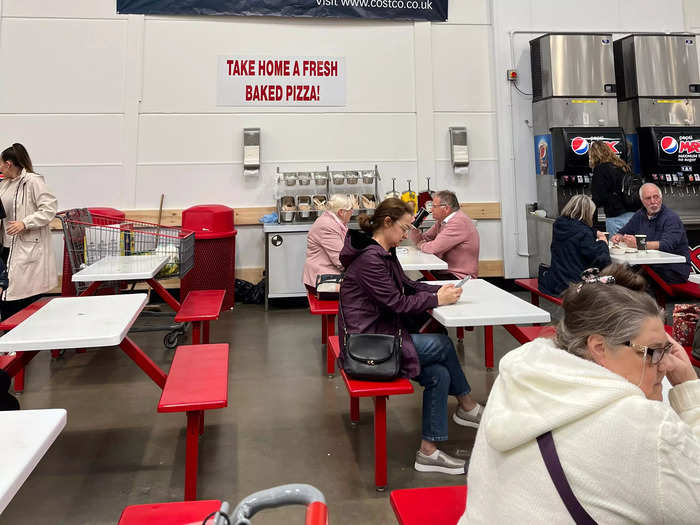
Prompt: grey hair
<box><xmin>560</xmin><ymin>194</ymin><xmax>596</xmax><ymax>227</ymax></box>
<box><xmin>555</xmin><ymin>282</ymin><xmax>663</xmax><ymax>360</ymax></box>
<box><xmin>639</xmin><ymin>182</ymin><xmax>661</xmax><ymax>200</ymax></box>
<box><xmin>434</xmin><ymin>190</ymin><xmax>459</xmax><ymax>211</ymax></box>
<box><xmin>327</xmin><ymin>193</ymin><xmax>353</xmax><ymax>213</ymax></box>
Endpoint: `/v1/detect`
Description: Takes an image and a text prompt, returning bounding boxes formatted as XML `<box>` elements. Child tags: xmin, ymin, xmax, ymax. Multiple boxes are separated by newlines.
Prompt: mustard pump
<box><xmin>400</xmin><ymin>179</ymin><xmax>417</xmax><ymax>213</ymax></box>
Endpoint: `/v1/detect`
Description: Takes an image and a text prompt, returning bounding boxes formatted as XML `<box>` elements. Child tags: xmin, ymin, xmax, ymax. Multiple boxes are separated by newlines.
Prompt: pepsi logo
<box><xmin>571</xmin><ymin>137</ymin><xmax>589</xmax><ymax>155</ymax></box>
<box><xmin>661</xmin><ymin>136</ymin><xmax>679</xmax><ymax>154</ymax></box>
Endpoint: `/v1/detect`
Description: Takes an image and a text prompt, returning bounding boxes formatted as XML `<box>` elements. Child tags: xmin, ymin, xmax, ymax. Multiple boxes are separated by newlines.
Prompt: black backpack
<box><xmin>620</xmin><ymin>172</ymin><xmax>644</xmax><ymax>212</ymax></box>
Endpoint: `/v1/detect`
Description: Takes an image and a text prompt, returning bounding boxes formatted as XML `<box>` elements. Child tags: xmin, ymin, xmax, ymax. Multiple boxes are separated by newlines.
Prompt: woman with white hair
<box><xmin>303</xmin><ymin>194</ymin><xmax>353</xmax><ymax>292</ymax></box>
<box><xmin>539</xmin><ymin>194</ymin><xmax>611</xmax><ymax>296</ymax></box>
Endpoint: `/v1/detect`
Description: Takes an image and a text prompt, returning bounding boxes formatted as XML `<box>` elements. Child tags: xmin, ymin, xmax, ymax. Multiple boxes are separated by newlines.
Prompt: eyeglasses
<box><xmin>397</xmin><ymin>222</ymin><xmax>413</xmax><ymax>233</ymax></box>
<box><xmin>623</xmin><ymin>341</ymin><xmax>673</xmax><ymax>365</ymax></box>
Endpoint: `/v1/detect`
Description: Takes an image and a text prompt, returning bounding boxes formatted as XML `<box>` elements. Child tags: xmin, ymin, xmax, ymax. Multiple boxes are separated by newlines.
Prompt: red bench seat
<box><xmin>118</xmin><ymin>500</ymin><xmax>222</xmax><ymax>525</ymax></box>
<box><xmin>174</xmin><ymin>290</ymin><xmax>225</xmax><ymax>345</ymax></box>
<box><xmin>328</xmin><ymin>336</ymin><xmax>413</xmax><ymax>491</ymax></box>
<box><xmin>390</xmin><ymin>485</ymin><xmax>467</xmax><ymax>525</ymax></box>
<box><xmin>158</xmin><ymin>343</ymin><xmax>229</xmax><ymax>500</ymax></box>
<box><xmin>0</xmin><ymin>297</ymin><xmax>53</xmax><ymax>392</ymax></box>
<box><xmin>514</xmin><ymin>278</ymin><xmax>563</xmax><ymax>307</ymax></box>
<box><xmin>307</xmin><ymin>292</ymin><xmax>339</xmax><ymax>376</ymax></box>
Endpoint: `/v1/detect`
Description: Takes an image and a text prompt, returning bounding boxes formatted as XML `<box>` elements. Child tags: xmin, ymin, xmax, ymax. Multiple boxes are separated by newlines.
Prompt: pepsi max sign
<box><xmin>551</xmin><ymin>127</ymin><xmax>627</xmax><ymax>174</ymax></box>
<box><xmin>570</xmin><ymin>137</ymin><xmax>621</xmax><ymax>155</ymax></box>
<box><xmin>571</xmin><ymin>137</ymin><xmax>589</xmax><ymax>155</ymax></box>
<box><xmin>660</xmin><ymin>136</ymin><xmax>679</xmax><ymax>154</ymax></box>
<box><xmin>659</xmin><ymin>135</ymin><xmax>700</xmax><ymax>163</ymax></box>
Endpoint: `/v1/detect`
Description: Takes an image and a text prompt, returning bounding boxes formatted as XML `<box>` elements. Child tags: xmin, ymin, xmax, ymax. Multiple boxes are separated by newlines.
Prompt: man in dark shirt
<box><xmin>611</xmin><ymin>183</ymin><xmax>690</xmax><ymax>283</ymax></box>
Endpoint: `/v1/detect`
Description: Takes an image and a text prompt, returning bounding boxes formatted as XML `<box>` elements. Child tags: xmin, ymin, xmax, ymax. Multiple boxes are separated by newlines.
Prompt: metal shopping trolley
<box><xmin>58</xmin><ymin>208</ymin><xmax>195</xmax><ymax>348</ymax></box>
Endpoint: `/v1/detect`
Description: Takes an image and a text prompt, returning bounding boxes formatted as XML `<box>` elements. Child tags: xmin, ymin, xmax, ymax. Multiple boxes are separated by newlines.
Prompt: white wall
<box><xmin>0</xmin><ymin>0</ymin><xmax>697</xmax><ymax>276</ymax></box>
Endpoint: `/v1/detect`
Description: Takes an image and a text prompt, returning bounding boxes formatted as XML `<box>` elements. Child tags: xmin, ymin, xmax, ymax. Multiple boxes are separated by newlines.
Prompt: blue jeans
<box><xmin>605</xmin><ymin>212</ymin><xmax>634</xmax><ymax>236</ymax></box>
<box><xmin>411</xmin><ymin>334</ymin><xmax>471</xmax><ymax>442</ymax></box>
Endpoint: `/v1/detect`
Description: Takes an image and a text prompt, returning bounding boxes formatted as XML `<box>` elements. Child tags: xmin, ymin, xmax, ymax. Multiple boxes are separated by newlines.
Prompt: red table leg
<box><xmin>325</xmin><ymin>314</ymin><xmax>337</xmax><ymax>376</ymax></box>
<box><xmin>192</xmin><ymin>321</ymin><xmax>201</xmax><ymax>345</ymax></box>
<box><xmin>3</xmin><ymin>351</ymin><xmax>38</xmax><ymax>377</ymax></box>
<box><xmin>350</xmin><ymin>397</ymin><xmax>360</xmax><ymax>424</ymax></box>
<box><xmin>484</xmin><ymin>325</ymin><xmax>494</xmax><ymax>369</ymax></box>
<box><xmin>374</xmin><ymin>396</ymin><xmax>388</xmax><ymax>491</ymax></box>
<box><xmin>326</xmin><ymin>345</ymin><xmax>335</xmax><ymax>377</ymax></box>
<box><xmin>457</xmin><ymin>327</ymin><xmax>464</xmax><ymax>341</ymax></box>
<box><xmin>203</xmin><ymin>321</ymin><xmax>210</xmax><ymax>344</ymax></box>
<box><xmin>327</xmin><ymin>314</ymin><xmax>336</xmax><ymax>339</ymax></box>
<box><xmin>14</xmin><ymin>357</ymin><xmax>25</xmax><ymax>392</ymax></box>
<box><xmin>118</xmin><ymin>336</ymin><xmax>167</xmax><ymax>389</ymax></box>
<box><xmin>146</xmin><ymin>278</ymin><xmax>181</xmax><ymax>312</ymax></box>
<box><xmin>185</xmin><ymin>410</ymin><xmax>201</xmax><ymax>501</ymax></box>
<box><xmin>530</xmin><ymin>291</ymin><xmax>540</xmax><ymax>307</ymax></box>
<box><xmin>420</xmin><ymin>270</ymin><xmax>437</xmax><ymax>281</ymax></box>
<box><xmin>79</xmin><ymin>281</ymin><xmax>102</xmax><ymax>297</ymax></box>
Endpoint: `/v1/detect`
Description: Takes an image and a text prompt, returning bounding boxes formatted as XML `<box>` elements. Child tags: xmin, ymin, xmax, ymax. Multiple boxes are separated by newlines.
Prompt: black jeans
<box><xmin>0</xmin><ymin>246</ymin><xmax>42</xmax><ymax>321</ymax></box>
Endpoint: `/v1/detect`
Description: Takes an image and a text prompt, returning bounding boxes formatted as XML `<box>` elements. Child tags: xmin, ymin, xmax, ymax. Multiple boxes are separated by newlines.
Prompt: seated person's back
<box><xmin>302</xmin><ymin>194</ymin><xmax>353</xmax><ymax>292</ymax></box>
<box><xmin>539</xmin><ymin>194</ymin><xmax>610</xmax><ymax>296</ymax></box>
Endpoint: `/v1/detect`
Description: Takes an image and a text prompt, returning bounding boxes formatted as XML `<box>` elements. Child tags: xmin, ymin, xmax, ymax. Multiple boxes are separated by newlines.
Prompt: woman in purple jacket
<box><xmin>339</xmin><ymin>198</ymin><xmax>483</xmax><ymax>475</ymax></box>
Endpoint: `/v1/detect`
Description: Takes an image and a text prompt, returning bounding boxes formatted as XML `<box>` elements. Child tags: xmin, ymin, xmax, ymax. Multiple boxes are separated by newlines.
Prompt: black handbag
<box><xmin>315</xmin><ymin>274</ymin><xmax>342</xmax><ymax>301</ymax></box>
<box><xmin>338</xmin><ymin>296</ymin><xmax>402</xmax><ymax>381</ymax></box>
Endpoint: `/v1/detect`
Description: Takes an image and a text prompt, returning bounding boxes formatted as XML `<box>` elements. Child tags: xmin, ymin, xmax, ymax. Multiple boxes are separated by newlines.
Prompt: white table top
<box><xmin>72</xmin><ymin>255</ymin><xmax>169</xmax><ymax>282</ymax></box>
<box><xmin>397</xmin><ymin>246</ymin><xmax>448</xmax><ymax>271</ymax></box>
<box><xmin>0</xmin><ymin>409</ymin><xmax>66</xmax><ymax>513</ymax></box>
<box><xmin>609</xmin><ymin>249</ymin><xmax>686</xmax><ymax>265</ymax></box>
<box><xmin>430</xmin><ymin>279</ymin><xmax>551</xmax><ymax>327</ymax></box>
<box><xmin>0</xmin><ymin>294</ymin><xmax>147</xmax><ymax>352</ymax></box>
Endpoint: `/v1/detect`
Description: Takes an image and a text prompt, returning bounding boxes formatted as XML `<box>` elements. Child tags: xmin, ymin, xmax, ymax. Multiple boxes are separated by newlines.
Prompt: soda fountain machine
<box><xmin>527</xmin><ymin>33</ymin><xmax>628</xmax><ymax>275</ymax></box>
<box><xmin>615</xmin><ymin>33</ymin><xmax>700</xmax><ymax>247</ymax></box>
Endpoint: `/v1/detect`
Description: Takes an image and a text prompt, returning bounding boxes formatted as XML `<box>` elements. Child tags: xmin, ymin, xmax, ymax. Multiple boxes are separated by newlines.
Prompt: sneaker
<box><xmin>453</xmin><ymin>404</ymin><xmax>483</xmax><ymax>428</ymax></box>
<box><xmin>414</xmin><ymin>449</ymin><xmax>466</xmax><ymax>475</ymax></box>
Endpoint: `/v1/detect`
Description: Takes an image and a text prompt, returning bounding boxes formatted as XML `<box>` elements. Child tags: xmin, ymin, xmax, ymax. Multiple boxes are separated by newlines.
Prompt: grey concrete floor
<box><xmin>2</xmin><ymin>293</ymin><xmax>550</xmax><ymax>524</ymax></box>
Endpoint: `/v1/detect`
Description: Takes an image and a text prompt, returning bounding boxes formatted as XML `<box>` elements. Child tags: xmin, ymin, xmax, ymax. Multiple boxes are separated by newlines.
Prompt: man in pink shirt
<box><xmin>409</xmin><ymin>190</ymin><xmax>479</xmax><ymax>279</ymax></box>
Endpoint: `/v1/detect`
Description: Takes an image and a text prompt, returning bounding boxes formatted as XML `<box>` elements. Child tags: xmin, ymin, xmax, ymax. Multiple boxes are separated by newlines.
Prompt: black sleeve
<box><xmin>0</xmin><ymin>256</ymin><xmax>7</xmax><ymax>290</ymax></box>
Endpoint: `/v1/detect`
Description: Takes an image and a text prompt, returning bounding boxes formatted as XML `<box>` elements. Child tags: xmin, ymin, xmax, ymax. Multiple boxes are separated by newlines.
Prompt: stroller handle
<box><xmin>218</xmin><ymin>484</ymin><xmax>327</xmax><ymax>525</ymax></box>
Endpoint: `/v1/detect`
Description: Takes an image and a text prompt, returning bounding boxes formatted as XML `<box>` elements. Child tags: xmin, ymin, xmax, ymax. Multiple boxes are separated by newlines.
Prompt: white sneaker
<box><xmin>453</xmin><ymin>404</ymin><xmax>483</xmax><ymax>428</ymax></box>
<box><xmin>414</xmin><ymin>449</ymin><xmax>466</xmax><ymax>475</ymax></box>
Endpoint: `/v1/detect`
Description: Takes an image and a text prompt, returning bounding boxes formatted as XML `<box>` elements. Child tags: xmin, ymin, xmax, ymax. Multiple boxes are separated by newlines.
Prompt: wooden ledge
<box><xmin>49</xmin><ymin>202</ymin><xmax>501</xmax><ymax>230</ymax></box>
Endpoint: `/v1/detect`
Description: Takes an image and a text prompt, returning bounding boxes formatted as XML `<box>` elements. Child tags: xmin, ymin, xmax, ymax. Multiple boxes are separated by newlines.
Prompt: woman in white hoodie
<box><xmin>460</xmin><ymin>268</ymin><xmax>700</xmax><ymax>524</ymax></box>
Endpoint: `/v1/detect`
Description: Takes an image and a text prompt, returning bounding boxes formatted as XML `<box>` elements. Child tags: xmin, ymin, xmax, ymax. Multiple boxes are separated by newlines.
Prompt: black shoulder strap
<box><xmin>536</xmin><ymin>431</ymin><xmax>598</xmax><ymax>525</ymax></box>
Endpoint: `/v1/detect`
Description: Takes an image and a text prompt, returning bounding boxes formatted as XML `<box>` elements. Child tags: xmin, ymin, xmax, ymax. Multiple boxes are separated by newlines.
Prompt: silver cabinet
<box><xmin>265</xmin><ymin>225</ymin><xmax>309</xmax><ymax>308</ymax></box>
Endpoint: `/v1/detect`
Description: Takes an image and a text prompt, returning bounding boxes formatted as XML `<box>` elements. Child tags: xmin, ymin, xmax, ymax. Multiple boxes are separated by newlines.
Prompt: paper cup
<box><xmin>635</xmin><ymin>234</ymin><xmax>647</xmax><ymax>251</ymax></box>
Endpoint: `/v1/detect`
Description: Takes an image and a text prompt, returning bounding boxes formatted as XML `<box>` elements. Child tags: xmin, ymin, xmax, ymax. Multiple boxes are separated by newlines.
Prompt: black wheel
<box><xmin>163</xmin><ymin>331</ymin><xmax>179</xmax><ymax>350</ymax></box>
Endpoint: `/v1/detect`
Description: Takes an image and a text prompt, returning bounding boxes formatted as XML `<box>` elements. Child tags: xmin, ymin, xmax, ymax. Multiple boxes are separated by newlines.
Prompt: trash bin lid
<box><xmin>182</xmin><ymin>204</ymin><xmax>236</xmax><ymax>239</ymax></box>
<box><xmin>88</xmin><ymin>207</ymin><xmax>125</xmax><ymax>225</ymax></box>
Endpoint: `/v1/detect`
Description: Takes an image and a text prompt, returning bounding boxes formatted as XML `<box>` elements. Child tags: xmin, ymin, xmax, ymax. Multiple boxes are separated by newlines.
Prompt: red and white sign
<box><xmin>217</xmin><ymin>55</ymin><xmax>346</xmax><ymax>106</ymax></box>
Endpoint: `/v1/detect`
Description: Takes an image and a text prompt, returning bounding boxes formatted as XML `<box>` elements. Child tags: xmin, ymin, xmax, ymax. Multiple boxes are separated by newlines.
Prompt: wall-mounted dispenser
<box><xmin>243</xmin><ymin>127</ymin><xmax>260</xmax><ymax>176</ymax></box>
<box><xmin>449</xmin><ymin>126</ymin><xmax>469</xmax><ymax>175</ymax></box>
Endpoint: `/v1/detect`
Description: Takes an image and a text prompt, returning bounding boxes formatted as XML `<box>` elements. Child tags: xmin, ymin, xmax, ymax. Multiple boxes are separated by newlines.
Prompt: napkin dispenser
<box><xmin>243</xmin><ymin>127</ymin><xmax>260</xmax><ymax>176</ymax></box>
<box><xmin>449</xmin><ymin>126</ymin><xmax>469</xmax><ymax>176</ymax></box>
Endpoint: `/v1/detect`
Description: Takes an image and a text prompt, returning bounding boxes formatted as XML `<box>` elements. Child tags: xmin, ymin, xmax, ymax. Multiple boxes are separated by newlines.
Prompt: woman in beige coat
<box><xmin>0</xmin><ymin>143</ymin><xmax>58</xmax><ymax>319</ymax></box>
